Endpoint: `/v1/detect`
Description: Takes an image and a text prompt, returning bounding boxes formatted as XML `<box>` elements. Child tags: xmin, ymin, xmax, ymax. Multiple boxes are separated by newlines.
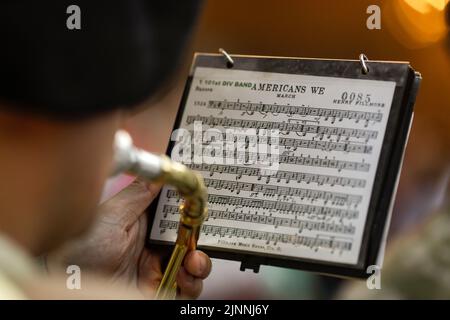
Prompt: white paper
<box><xmin>150</xmin><ymin>66</ymin><xmax>396</xmax><ymax>265</ymax></box>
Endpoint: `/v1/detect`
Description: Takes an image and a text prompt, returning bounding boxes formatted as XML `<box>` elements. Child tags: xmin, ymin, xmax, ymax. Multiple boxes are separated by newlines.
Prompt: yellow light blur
<box><xmin>384</xmin><ymin>0</ymin><xmax>449</xmax><ymax>48</ymax></box>
<box><xmin>404</xmin><ymin>0</ymin><xmax>448</xmax><ymax>12</ymax></box>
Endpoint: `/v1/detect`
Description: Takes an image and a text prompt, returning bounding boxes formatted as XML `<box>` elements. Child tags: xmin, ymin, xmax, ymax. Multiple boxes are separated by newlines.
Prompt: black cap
<box><xmin>0</xmin><ymin>0</ymin><xmax>201</xmax><ymax>119</ymax></box>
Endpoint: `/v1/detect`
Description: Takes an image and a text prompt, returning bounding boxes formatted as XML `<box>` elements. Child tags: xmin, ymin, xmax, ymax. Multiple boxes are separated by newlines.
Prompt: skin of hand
<box><xmin>47</xmin><ymin>178</ymin><xmax>212</xmax><ymax>299</ymax></box>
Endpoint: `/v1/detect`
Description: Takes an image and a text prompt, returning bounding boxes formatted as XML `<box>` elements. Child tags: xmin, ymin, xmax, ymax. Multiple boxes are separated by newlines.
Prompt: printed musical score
<box><xmin>201</xmin><ymin>178</ymin><xmax>363</xmax><ymax>206</ymax></box>
<box><xmin>188</xmin><ymin>131</ymin><xmax>374</xmax><ymax>154</ymax></box>
<box><xmin>165</xmin><ymin>190</ymin><xmax>359</xmax><ymax>219</ymax></box>
<box><xmin>158</xmin><ymin>219</ymin><xmax>353</xmax><ymax>251</ymax></box>
<box><xmin>207</xmin><ymin>100</ymin><xmax>383</xmax><ymax>124</ymax></box>
<box><xmin>161</xmin><ymin>205</ymin><xmax>356</xmax><ymax>234</ymax></box>
<box><xmin>186</xmin><ymin>115</ymin><xmax>379</xmax><ymax>141</ymax></box>
<box><xmin>186</xmin><ymin>163</ymin><xmax>367</xmax><ymax>188</ymax></box>
<box><xmin>150</xmin><ymin>66</ymin><xmax>395</xmax><ymax>264</ymax></box>
<box><xmin>185</xmin><ymin>148</ymin><xmax>370</xmax><ymax>172</ymax></box>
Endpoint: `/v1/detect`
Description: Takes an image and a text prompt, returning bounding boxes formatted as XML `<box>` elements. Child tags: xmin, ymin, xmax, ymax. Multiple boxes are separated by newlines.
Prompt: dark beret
<box><xmin>0</xmin><ymin>0</ymin><xmax>201</xmax><ymax>119</ymax></box>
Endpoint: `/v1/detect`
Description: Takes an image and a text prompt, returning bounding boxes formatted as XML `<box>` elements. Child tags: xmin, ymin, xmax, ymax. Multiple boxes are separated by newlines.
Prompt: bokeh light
<box><xmin>384</xmin><ymin>0</ymin><xmax>449</xmax><ymax>48</ymax></box>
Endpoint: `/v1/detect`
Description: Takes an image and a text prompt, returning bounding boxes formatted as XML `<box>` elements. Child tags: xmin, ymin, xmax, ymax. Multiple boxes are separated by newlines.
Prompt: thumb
<box><xmin>99</xmin><ymin>178</ymin><xmax>161</xmax><ymax>229</ymax></box>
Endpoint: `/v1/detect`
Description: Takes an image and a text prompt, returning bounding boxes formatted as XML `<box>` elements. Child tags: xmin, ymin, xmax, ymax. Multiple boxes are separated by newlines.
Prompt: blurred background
<box><xmin>103</xmin><ymin>0</ymin><xmax>450</xmax><ymax>299</ymax></box>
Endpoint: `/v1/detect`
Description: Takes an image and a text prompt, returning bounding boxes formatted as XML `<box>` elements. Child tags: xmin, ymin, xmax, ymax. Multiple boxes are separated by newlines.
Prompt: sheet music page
<box><xmin>150</xmin><ymin>66</ymin><xmax>396</xmax><ymax>265</ymax></box>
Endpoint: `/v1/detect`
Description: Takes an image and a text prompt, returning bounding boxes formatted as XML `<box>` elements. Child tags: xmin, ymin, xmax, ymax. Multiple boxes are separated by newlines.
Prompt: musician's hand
<box><xmin>46</xmin><ymin>178</ymin><xmax>212</xmax><ymax>299</ymax></box>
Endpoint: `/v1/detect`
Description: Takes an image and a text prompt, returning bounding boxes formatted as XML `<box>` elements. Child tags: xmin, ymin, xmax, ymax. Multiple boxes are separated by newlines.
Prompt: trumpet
<box><xmin>112</xmin><ymin>130</ymin><xmax>208</xmax><ymax>299</ymax></box>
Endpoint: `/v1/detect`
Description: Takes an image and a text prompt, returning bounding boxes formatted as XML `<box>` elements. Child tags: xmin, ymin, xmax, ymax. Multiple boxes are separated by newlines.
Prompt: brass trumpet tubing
<box><xmin>112</xmin><ymin>131</ymin><xmax>208</xmax><ymax>300</ymax></box>
<box><xmin>155</xmin><ymin>243</ymin><xmax>189</xmax><ymax>300</ymax></box>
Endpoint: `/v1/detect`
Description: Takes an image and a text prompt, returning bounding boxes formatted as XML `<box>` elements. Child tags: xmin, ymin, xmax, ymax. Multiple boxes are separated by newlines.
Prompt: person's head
<box><xmin>0</xmin><ymin>0</ymin><xmax>201</xmax><ymax>254</ymax></box>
